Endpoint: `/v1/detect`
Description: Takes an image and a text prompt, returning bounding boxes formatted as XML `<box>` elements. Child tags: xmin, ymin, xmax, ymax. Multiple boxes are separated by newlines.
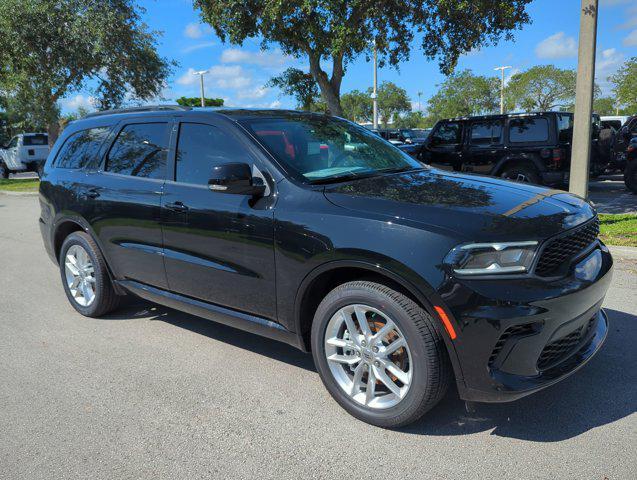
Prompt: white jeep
<box><xmin>0</xmin><ymin>133</ymin><xmax>50</xmax><ymax>178</ymax></box>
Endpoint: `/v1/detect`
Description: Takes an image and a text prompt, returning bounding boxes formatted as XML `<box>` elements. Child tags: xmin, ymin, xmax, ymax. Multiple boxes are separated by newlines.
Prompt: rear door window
<box><xmin>509</xmin><ymin>117</ymin><xmax>549</xmax><ymax>143</ymax></box>
<box><xmin>430</xmin><ymin>122</ymin><xmax>462</xmax><ymax>146</ymax></box>
<box><xmin>470</xmin><ymin>120</ymin><xmax>503</xmax><ymax>145</ymax></box>
<box><xmin>106</xmin><ymin>123</ymin><xmax>169</xmax><ymax>179</ymax></box>
<box><xmin>55</xmin><ymin>127</ymin><xmax>110</xmax><ymax>169</ymax></box>
<box><xmin>556</xmin><ymin>114</ymin><xmax>573</xmax><ymax>142</ymax></box>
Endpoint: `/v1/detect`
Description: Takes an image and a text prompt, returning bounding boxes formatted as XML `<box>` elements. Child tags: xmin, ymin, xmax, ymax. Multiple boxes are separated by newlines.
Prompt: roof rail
<box><xmin>84</xmin><ymin>105</ymin><xmax>191</xmax><ymax>118</ymax></box>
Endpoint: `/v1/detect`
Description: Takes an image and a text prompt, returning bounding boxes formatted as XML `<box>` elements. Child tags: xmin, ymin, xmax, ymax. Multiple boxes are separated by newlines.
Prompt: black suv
<box><xmin>39</xmin><ymin>107</ymin><xmax>612</xmax><ymax>428</ymax></box>
<box><xmin>411</xmin><ymin>112</ymin><xmax>609</xmax><ymax>186</ymax></box>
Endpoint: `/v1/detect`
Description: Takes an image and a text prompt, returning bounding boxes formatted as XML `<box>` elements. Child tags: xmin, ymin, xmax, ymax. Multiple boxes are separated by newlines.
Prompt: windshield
<box><xmin>242</xmin><ymin>115</ymin><xmax>421</xmax><ymax>183</ymax></box>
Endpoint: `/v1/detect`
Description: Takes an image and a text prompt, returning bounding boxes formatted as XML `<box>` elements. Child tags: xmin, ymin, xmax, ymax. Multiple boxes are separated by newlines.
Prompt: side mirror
<box><xmin>208</xmin><ymin>162</ymin><xmax>266</xmax><ymax>197</ymax></box>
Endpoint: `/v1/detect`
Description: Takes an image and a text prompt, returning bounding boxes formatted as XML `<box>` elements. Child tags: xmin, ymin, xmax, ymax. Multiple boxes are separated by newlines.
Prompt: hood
<box><xmin>323</xmin><ymin>169</ymin><xmax>595</xmax><ymax>242</ymax></box>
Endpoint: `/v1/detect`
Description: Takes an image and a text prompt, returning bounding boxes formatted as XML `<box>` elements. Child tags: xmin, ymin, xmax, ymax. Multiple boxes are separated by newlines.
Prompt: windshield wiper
<box><xmin>308</xmin><ymin>170</ymin><xmax>377</xmax><ymax>185</ymax></box>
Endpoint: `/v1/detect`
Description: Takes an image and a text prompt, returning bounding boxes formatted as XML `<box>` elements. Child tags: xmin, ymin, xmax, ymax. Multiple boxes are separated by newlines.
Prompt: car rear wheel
<box><xmin>625</xmin><ymin>161</ymin><xmax>637</xmax><ymax>194</ymax></box>
<box><xmin>59</xmin><ymin>231</ymin><xmax>121</xmax><ymax>317</ymax></box>
<box><xmin>311</xmin><ymin>281</ymin><xmax>451</xmax><ymax>428</ymax></box>
<box><xmin>500</xmin><ymin>162</ymin><xmax>541</xmax><ymax>184</ymax></box>
<box><xmin>0</xmin><ymin>163</ymin><xmax>9</xmax><ymax>179</ymax></box>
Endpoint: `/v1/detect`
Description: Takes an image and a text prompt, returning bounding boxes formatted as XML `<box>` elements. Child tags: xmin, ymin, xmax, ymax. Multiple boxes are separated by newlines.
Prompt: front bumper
<box><xmin>440</xmin><ymin>243</ymin><xmax>613</xmax><ymax>403</ymax></box>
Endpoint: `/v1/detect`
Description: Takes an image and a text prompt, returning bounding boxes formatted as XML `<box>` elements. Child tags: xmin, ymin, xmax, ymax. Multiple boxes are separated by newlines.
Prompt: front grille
<box><xmin>489</xmin><ymin>323</ymin><xmax>537</xmax><ymax>366</ymax></box>
<box><xmin>537</xmin><ymin>317</ymin><xmax>596</xmax><ymax>370</ymax></box>
<box><xmin>535</xmin><ymin>217</ymin><xmax>600</xmax><ymax>276</ymax></box>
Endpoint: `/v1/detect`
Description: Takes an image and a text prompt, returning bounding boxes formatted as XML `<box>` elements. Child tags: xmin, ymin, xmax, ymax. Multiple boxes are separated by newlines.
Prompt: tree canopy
<box><xmin>176</xmin><ymin>97</ymin><xmax>224</xmax><ymax>107</ymax></box>
<box><xmin>340</xmin><ymin>82</ymin><xmax>410</xmax><ymax>126</ymax></box>
<box><xmin>609</xmin><ymin>57</ymin><xmax>637</xmax><ymax>115</ymax></box>
<box><xmin>426</xmin><ymin>70</ymin><xmax>499</xmax><ymax>121</ymax></box>
<box><xmin>266</xmin><ymin>68</ymin><xmax>326</xmax><ymax>112</ymax></box>
<box><xmin>0</xmin><ymin>0</ymin><xmax>174</xmax><ymax>143</ymax></box>
<box><xmin>194</xmin><ymin>0</ymin><xmax>532</xmax><ymax>115</ymax></box>
<box><xmin>505</xmin><ymin>65</ymin><xmax>577</xmax><ymax>112</ymax></box>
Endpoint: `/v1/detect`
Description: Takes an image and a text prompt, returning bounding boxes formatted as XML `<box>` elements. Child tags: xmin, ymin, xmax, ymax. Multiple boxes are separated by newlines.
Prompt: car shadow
<box><xmin>102</xmin><ymin>298</ymin><xmax>316</xmax><ymax>372</ymax></box>
<box><xmin>104</xmin><ymin>302</ymin><xmax>635</xmax><ymax>441</ymax></box>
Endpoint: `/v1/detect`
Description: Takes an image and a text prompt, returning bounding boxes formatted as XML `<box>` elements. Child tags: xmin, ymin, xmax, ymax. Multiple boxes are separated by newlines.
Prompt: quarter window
<box><xmin>430</xmin><ymin>123</ymin><xmax>462</xmax><ymax>146</ymax></box>
<box><xmin>509</xmin><ymin>117</ymin><xmax>549</xmax><ymax>143</ymax></box>
<box><xmin>176</xmin><ymin>122</ymin><xmax>253</xmax><ymax>186</ymax></box>
<box><xmin>106</xmin><ymin>123</ymin><xmax>168</xmax><ymax>179</ymax></box>
<box><xmin>55</xmin><ymin>127</ymin><xmax>110</xmax><ymax>169</ymax></box>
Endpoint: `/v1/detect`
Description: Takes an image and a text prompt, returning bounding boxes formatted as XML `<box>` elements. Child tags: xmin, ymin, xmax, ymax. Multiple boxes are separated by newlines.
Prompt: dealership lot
<box><xmin>0</xmin><ymin>194</ymin><xmax>635</xmax><ymax>479</ymax></box>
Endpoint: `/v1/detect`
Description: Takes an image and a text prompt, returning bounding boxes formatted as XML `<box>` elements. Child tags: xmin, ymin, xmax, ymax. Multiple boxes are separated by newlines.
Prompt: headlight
<box><xmin>444</xmin><ymin>241</ymin><xmax>538</xmax><ymax>275</ymax></box>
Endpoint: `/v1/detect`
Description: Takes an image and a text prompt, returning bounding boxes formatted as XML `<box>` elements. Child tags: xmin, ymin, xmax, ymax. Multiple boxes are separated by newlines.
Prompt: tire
<box><xmin>0</xmin><ymin>163</ymin><xmax>9</xmax><ymax>179</ymax></box>
<box><xmin>311</xmin><ymin>281</ymin><xmax>452</xmax><ymax>428</ymax></box>
<box><xmin>500</xmin><ymin>162</ymin><xmax>542</xmax><ymax>184</ymax></box>
<box><xmin>59</xmin><ymin>231</ymin><xmax>121</xmax><ymax>317</ymax></box>
<box><xmin>625</xmin><ymin>161</ymin><xmax>637</xmax><ymax>194</ymax></box>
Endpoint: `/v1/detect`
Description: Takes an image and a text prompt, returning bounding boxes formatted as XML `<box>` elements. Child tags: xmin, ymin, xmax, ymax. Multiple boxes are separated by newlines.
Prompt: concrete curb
<box><xmin>0</xmin><ymin>190</ymin><xmax>39</xmax><ymax>196</ymax></box>
<box><xmin>609</xmin><ymin>245</ymin><xmax>637</xmax><ymax>260</ymax></box>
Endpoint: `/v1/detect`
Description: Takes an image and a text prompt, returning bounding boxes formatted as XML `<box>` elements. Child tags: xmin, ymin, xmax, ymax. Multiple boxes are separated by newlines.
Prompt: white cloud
<box><xmin>237</xmin><ymin>86</ymin><xmax>269</xmax><ymax>100</ymax></box>
<box><xmin>183</xmin><ymin>22</ymin><xmax>211</xmax><ymax>39</ymax></box>
<box><xmin>268</xmin><ymin>100</ymin><xmax>282</xmax><ymax>109</ymax></box>
<box><xmin>60</xmin><ymin>95</ymin><xmax>95</xmax><ymax>112</ymax></box>
<box><xmin>623</xmin><ymin>29</ymin><xmax>637</xmax><ymax>46</ymax></box>
<box><xmin>182</xmin><ymin>41</ymin><xmax>216</xmax><ymax>54</ymax></box>
<box><xmin>595</xmin><ymin>48</ymin><xmax>625</xmax><ymax>95</ymax></box>
<box><xmin>220</xmin><ymin>48</ymin><xmax>290</xmax><ymax>67</ymax></box>
<box><xmin>535</xmin><ymin>32</ymin><xmax>578</xmax><ymax>59</ymax></box>
<box><xmin>176</xmin><ymin>65</ymin><xmax>253</xmax><ymax>91</ymax></box>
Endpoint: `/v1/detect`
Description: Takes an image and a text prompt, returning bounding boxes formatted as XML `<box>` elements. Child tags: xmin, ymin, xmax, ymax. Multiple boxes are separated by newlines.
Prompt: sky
<box><xmin>60</xmin><ymin>0</ymin><xmax>637</xmax><ymax>114</ymax></box>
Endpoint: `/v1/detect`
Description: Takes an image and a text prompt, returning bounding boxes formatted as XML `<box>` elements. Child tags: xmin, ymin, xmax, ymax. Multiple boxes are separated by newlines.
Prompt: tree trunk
<box><xmin>47</xmin><ymin>121</ymin><xmax>60</xmax><ymax>148</ymax></box>
<box><xmin>308</xmin><ymin>52</ymin><xmax>344</xmax><ymax>117</ymax></box>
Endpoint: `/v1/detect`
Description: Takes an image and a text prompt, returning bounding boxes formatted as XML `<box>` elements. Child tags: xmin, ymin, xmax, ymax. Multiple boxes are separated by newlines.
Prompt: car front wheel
<box><xmin>311</xmin><ymin>281</ymin><xmax>451</xmax><ymax>428</ymax></box>
<box><xmin>625</xmin><ymin>161</ymin><xmax>637</xmax><ymax>194</ymax></box>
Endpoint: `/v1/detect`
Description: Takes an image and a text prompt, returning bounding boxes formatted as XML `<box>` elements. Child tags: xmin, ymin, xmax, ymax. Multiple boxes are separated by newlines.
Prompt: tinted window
<box><xmin>557</xmin><ymin>114</ymin><xmax>573</xmax><ymax>142</ymax></box>
<box><xmin>509</xmin><ymin>118</ymin><xmax>549</xmax><ymax>143</ymax></box>
<box><xmin>430</xmin><ymin>123</ymin><xmax>462</xmax><ymax>146</ymax></box>
<box><xmin>55</xmin><ymin>128</ymin><xmax>110</xmax><ymax>169</ymax></box>
<box><xmin>470</xmin><ymin>121</ymin><xmax>503</xmax><ymax>145</ymax></box>
<box><xmin>7</xmin><ymin>137</ymin><xmax>17</xmax><ymax>148</ymax></box>
<box><xmin>23</xmin><ymin>134</ymin><xmax>48</xmax><ymax>146</ymax></box>
<box><xmin>176</xmin><ymin>123</ymin><xmax>253</xmax><ymax>185</ymax></box>
<box><xmin>106</xmin><ymin>123</ymin><xmax>168</xmax><ymax>179</ymax></box>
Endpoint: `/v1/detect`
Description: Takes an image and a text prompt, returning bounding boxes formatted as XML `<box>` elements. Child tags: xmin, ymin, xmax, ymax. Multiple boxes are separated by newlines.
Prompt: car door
<box><xmin>4</xmin><ymin>136</ymin><xmax>20</xmax><ymax>169</ymax></box>
<box><xmin>465</xmin><ymin>119</ymin><xmax>504</xmax><ymax>174</ymax></box>
<box><xmin>421</xmin><ymin>121</ymin><xmax>464</xmax><ymax>171</ymax></box>
<box><xmin>83</xmin><ymin>118</ymin><xmax>172</xmax><ymax>289</ymax></box>
<box><xmin>161</xmin><ymin>117</ymin><xmax>277</xmax><ymax>320</ymax></box>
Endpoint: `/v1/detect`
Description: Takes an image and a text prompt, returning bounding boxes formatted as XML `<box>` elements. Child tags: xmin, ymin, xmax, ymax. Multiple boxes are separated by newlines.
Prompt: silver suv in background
<box><xmin>0</xmin><ymin>133</ymin><xmax>49</xmax><ymax>178</ymax></box>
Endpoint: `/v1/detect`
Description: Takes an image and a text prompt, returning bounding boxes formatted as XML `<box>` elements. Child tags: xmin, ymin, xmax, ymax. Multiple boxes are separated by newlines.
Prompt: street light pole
<box><xmin>569</xmin><ymin>0</ymin><xmax>598</xmax><ymax>199</ymax></box>
<box><xmin>417</xmin><ymin>91</ymin><xmax>422</xmax><ymax>112</ymax></box>
<box><xmin>372</xmin><ymin>42</ymin><xmax>378</xmax><ymax>130</ymax></box>
<box><xmin>494</xmin><ymin>66</ymin><xmax>512</xmax><ymax>114</ymax></box>
<box><xmin>193</xmin><ymin>70</ymin><xmax>208</xmax><ymax>107</ymax></box>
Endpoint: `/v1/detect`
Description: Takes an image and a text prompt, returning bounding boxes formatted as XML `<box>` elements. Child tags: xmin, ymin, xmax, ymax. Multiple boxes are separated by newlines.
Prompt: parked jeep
<box><xmin>409</xmin><ymin>112</ymin><xmax>610</xmax><ymax>186</ymax></box>
<box><xmin>0</xmin><ymin>133</ymin><xmax>49</xmax><ymax>178</ymax></box>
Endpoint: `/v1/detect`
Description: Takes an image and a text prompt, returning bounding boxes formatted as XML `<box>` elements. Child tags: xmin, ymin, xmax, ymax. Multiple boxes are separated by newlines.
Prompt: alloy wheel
<box><xmin>324</xmin><ymin>304</ymin><xmax>412</xmax><ymax>409</ymax></box>
<box><xmin>64</xmin><ymin>244</ymin><xmax>96</xmax><ymax>307</ymax></box>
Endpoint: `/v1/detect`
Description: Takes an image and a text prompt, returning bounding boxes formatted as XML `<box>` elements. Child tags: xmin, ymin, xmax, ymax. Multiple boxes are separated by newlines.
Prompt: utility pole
<box><xmin>371</xmin><ymin>42</ymin><xmax>378</xmax><ymax>130</ymax></box>
<box><xmin>570</xmin><ymin>0</ymin><xmax>598</xmax><ymax>199</ymax></box>
<box><xmin>193</xmin><ymin>70</ymin><xmax>209</xmax><ymax>107</ymax></box>
<box><xmin>494</xmin><ymin>66</ymin><xmax>512</xmax><ymax>114</ymax></box>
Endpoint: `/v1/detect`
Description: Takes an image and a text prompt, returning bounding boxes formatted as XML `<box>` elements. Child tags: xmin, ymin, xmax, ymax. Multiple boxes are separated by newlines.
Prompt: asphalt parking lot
<box><xmin>1</xmin><ymin>194</ymin><xmax>635</xmax><ymax>479</ymax></box>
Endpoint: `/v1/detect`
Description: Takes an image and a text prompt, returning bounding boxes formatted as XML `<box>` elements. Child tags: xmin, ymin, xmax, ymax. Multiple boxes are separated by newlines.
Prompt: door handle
<box><xmin>86</xmin><ymin>188</ymin><xmax>100</xmax><ymax>199</ymax></box>
<box><xmin>165</xmin><ymin>201</ymin><xmax>189</xmax><ymax>212</ymax></box>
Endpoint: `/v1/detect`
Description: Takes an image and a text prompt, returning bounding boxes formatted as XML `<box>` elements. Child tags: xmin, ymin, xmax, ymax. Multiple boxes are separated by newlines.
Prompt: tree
<box><xmin>609</xmin><ymin>57</ymin><xmax>637</xmax><ymax>114</ymax></box>
<box><xmin>266</xmin><ymin>68</ymin><xmax>325</xmax><ymax>112</ymax></box>
<box><xmin>176</xmin><ymin>97</ymin><xmax>224</xmax><ymax>107</ymax></box>
<box><xmin>375</xmin><ymin>82</ymin><xmax>411</xmax><ymax>127</ymax></box>
<box><xmin>592</xmin><ymin>97</ymin><xmax>616</xmax><ymax>116</ymax></box>
<box><xmin>426</xmin><ymin>70</ymin><xmax>499</xmax><ymax>121</ymax></box>
<box><xmin>194</xmin><ymin>1</ymin><xmax>532</xmax><ymax>116</ymax></box>
<box><xmin>341</xmin><ymin>90</ymin><xmax>372</xmax><ymax>123</ymax></box>
<box><xmin>0</xmin><ymin>0</ymin><xmax>174</xmax><ymax>145</ymax></box>
<box><xmin>393</xmin><ymin>111</ymin><xmax>433</xmax><ymax>129</ymax></box>
<box><xmin>505</xmin><ymin>65</ymin><xmax>577</xmax><ymax>111</ymax></box>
